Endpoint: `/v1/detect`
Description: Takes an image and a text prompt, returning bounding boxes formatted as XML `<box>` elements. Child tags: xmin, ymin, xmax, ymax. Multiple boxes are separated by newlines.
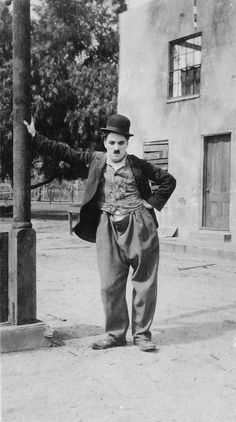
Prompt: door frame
<box><xmin>200</xmin><ymin>131</ymin><xmax>232</xmax><ymax>231</ymax></box>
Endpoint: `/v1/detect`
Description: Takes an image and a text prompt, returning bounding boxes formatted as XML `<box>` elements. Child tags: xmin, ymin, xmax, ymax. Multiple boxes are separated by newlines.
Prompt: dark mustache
<box><xmin>113</xmin><ymin>150</ymin><xmax>120</xmax><ymax>154</ymax></box>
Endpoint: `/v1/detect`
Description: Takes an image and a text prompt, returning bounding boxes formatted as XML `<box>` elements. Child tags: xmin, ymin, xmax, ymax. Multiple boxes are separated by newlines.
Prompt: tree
<box><xmin>0</xmin><ymin>0</ymin><xmax>127</xmax><ymax>183</ymax></box>
<box><xmin>31</xmin><ymin>0</ymin><xmax>127</xmax><ymax>182</ymax></box>
<box><xmin>0</xmin><ymin>4</ymin><xmax>13</xmax><ymax>181</ymax></box>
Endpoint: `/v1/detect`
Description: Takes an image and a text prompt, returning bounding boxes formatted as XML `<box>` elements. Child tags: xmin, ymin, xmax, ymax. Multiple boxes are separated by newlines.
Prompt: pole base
<box><xmin>8</xmin><ymin>227</ymin><xmax>36</xmax><ymax>324</ymax></box>
<box><xmin>0</xmin><ymin>322</ymin><xmax>52</xmax><ymax>353</ymax></box>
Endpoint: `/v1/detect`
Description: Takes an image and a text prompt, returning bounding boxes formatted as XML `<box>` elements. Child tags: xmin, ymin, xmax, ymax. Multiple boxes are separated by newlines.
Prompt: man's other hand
<box><xmin>23</xmin><ymin>116</ymin><xmax>36</xmax><ymax>138</ymax></box>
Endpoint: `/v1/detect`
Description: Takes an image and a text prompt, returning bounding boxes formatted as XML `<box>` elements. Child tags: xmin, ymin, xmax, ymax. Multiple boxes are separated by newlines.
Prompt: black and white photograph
<box><xmin>0</xmin><ymin>0</ymin><xmax>236</xmax><ymax>421</ymax></box>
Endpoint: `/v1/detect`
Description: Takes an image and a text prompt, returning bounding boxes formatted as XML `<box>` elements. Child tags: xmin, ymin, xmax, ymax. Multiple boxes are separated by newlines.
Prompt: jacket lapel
<box><xmin>82</xmin><ymin>152</ymin><xmax>106</xmax><ymax>205</ymax></box>
<box><xmin>96</xmin><ymin>152</ymin><xmax>107</xmax><ymax>179</ymax></box>
<box><xmin>127</xmin><ymin>154</ymin><xmax>142</xmax><ymax>186</ymax></box>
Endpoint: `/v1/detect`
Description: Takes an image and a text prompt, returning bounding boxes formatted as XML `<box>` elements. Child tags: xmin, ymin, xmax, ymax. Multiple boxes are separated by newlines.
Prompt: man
<box><xmin>24</xmin><ymin>114</ymin><xmax>176</xmax><ymax>352</ymax></box>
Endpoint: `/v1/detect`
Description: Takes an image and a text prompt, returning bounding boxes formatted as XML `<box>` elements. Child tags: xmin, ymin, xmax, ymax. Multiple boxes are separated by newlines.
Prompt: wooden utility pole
<box><xmin>12</xmin><ymin>0</ymin><xmax>31</xmax><ymax>226</ymax></box>
<box><xmin>0</xmin><ymin>0</ymin><xmax>50</xmax><ymax>352</ymax></box>
<box><xmin>8</xmin><ymin>0</ymin><xmax>36</xmax><ymax>325</ymax></box>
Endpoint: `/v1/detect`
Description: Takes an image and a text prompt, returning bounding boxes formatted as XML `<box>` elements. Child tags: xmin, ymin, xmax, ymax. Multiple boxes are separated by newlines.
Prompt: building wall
<box><xmin>118</xmin><ymin>0</ymin><xmax>236</xmax><ymax>239</ymax></box>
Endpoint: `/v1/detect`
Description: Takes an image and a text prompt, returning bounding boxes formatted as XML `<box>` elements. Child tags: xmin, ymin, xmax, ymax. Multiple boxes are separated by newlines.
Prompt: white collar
<box><xmin>106</xmin><ymin>154</ymin><xmax>127</xmax><ymax>171</ymax></box>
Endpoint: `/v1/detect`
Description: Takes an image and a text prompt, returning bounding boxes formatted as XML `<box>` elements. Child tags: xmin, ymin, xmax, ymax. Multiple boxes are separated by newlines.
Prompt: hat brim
<box><xmin>100</xmin><ymin>127</ymin><xmax>134</xmax><ymax>137</ymax></box>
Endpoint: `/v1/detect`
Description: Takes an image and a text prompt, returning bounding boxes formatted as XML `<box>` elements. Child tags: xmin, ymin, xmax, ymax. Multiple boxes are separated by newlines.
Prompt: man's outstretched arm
<box><xmin>24</xmin><ymin>117</ymin><xmax>92</xmax><ymax>175</ymax></box>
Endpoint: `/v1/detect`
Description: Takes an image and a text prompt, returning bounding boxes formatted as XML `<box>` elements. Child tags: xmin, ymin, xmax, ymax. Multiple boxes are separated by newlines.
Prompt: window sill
<box><xmin>167</xmin><ymin>94</ymin><xmax>200</xmax><ymax>103</ymax></box>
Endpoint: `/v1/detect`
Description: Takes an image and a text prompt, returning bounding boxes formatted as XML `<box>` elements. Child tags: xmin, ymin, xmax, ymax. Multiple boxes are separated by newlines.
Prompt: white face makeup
<box><xmin>104</xmin><ymin>132</ymin><xmax>129</xmax><ymax>163</ymax></box>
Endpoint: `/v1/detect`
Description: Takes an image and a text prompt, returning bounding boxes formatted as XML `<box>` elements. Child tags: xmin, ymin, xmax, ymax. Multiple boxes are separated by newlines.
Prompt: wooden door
<box><xmin>202</xmin><ymin>134</ymin><xmax>231</xmax><ymax>230</ymax></box>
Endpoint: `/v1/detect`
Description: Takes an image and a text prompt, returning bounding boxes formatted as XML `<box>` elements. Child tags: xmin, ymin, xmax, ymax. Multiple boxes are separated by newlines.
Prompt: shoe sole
<box><xmin>139</xmin><ymin>345</ymin><xmax>157</xmax><ymax>352</ymax></box>
<box><xmin>91</xmin><ymin>341</ymin><xmax>127</xmax><ymax>350</ymax></box>
<box><xmin>134</xmin><ymin>341</ymin><xmax>157</xmax><ymax>352</ymax></box>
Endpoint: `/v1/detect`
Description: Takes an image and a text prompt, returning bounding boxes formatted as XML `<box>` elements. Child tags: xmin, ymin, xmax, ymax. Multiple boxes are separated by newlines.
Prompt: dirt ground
<box><xmin>1</xmin><ymin>218</ymin><xmax>236</xmax><ymax>422</ymax></box>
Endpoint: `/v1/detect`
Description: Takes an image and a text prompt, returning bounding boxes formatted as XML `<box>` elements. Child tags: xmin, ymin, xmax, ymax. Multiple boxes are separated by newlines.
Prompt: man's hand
<box><xmin>23</xmin><ymin>116</ymin><xmax>36</xmax><ymax>138</ymax></box>
<box><xmin>142</xmin><ymin>199</ymin><xmax>153</xmax><ymax>209</ymax></box>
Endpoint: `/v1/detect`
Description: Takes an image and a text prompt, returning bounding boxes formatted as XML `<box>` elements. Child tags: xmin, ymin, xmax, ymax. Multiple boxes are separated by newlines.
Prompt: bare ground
<box><xmin>1</xmin><ymin>219</ymin><xmax>236</xmax><ymax>422</ymax></box>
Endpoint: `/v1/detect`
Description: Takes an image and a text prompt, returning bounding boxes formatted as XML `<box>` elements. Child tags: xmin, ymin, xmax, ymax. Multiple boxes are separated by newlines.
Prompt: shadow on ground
<box><xmin>48</xmin><ymin>304</ymin><xmax>236</xmax><ymax>348</ymax></box>
<box><xmin>159</xmin><ymin>302</ymin><xmax>236</xmax><ymax>324</ymax></box>
<box><xmin>52</xmin><ymin>323</ymin><xmax>104</xmax><ymax>346</ymax></box>
<box><xmin>153</xmin><ymin>319</ymin><xmax>236</xmax><ymax>346</ymax></box>
<box><xmin>31</xmin><ymin>210</ymin><xmax>68</xmax><ymax>220</ymax></box>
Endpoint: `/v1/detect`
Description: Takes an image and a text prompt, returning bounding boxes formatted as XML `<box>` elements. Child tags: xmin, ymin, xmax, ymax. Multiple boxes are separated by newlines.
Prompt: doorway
<box><xmin>202</xmin><ymin>133</ymin><xmax>231</xmax><ymax>230</ymax></box>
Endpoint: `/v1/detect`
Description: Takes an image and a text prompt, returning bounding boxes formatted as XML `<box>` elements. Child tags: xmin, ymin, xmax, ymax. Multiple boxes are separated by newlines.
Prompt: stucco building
<box><xmin>118</xmin><ymin>0</ymin><xmax>236</xmax><ymax>243</ymax></box>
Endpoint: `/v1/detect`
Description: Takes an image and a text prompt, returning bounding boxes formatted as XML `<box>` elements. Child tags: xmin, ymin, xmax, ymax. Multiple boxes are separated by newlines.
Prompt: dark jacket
<box><xmin>34</xmin><ymin>133</ymin><xmax>176</xmax><ymax>242</ymax></box>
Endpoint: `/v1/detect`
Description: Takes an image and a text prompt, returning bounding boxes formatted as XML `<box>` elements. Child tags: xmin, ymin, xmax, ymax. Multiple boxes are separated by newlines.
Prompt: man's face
<box><xmin>104</xmin><ymin>132</ymin><xmax>129</xmax><ymax>163</ymax></box>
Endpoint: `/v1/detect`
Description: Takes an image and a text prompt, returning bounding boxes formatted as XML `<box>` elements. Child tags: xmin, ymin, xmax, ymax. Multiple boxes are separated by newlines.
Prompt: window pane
<box><xmin>186</xmin><ymin>52</ymin><xmax>194</xmax><ymax>67</ymax></box>
<box><xmin>193</xmin><ymin>50</ymin><xmax>201</xmax><ymax>65</ymax></box>
<box><xmin>173</xmin><ymin>84</ymin><xmax>180</xmax><ymax>97</ymax></box>
<box><xmin>179</xmin><ymin>53</ymin><xmax>186</xmax><ymax>68</ymax></box>
<box><xmin>173</xmin><ymin>70</ymin><xmax>179</xmax><ymax>84</ymax></box>
<box><xmin>194</xmin><ymin>66</ymin><xmax>201</xmax><ymax>94</ymax></box>
<box><xmin>169</xmin><ymin>33</ymin><xmax>202</xmax><ymax>98</ymax></box>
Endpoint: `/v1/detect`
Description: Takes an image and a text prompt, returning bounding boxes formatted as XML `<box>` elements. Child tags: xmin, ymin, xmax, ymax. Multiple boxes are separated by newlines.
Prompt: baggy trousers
<box><xmin>96</xmin><ymin>207</ymin><xmax>159</xmax><ymax>341</ymax></box>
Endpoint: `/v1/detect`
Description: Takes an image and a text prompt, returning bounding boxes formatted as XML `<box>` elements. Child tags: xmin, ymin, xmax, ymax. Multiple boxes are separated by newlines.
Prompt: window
<box><xmin>169</xmin><ymin>33</ymin><xmax>202</xmax><ymax>99</ymax></box>
<box><xmin>143</xmin><ymin>140</ymin><xmax>169</xmax><ymax>191</ymax></box>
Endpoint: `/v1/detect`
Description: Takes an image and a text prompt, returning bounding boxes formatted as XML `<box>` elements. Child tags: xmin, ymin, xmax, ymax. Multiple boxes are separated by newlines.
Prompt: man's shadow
<box><xmin>152</xmin><ymin>303</ymin><xmax>236</xmax><ymax>346</ymax></box>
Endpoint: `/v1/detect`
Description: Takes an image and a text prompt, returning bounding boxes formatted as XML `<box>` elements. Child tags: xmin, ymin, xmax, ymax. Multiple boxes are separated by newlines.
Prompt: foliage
<box><xmin>0</xmin><ymin>0</ymin><xmax>127</xmax><ymax>183</ymax></box>
<box><xmin>0</xmin><ymin>4</ymin><xmax>13</xmax><ymax>181</ymax></box>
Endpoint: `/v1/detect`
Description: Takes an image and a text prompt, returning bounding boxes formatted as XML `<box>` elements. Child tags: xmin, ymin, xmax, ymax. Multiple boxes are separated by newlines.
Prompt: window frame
<box><xmin>168</xmin><ymin>32</ymin><xmax>202</xmax><ymax>101</ymax></box>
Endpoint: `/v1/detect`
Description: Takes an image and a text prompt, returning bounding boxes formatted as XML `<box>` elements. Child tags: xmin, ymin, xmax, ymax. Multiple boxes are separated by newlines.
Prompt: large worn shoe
<box><xmin>134</xmin><ymin>338</ymin><xmax>157</xmax><ymax>352</ymax></box>
<box><xmin>91</xmin><ymin>336</ymin><xmax>127</xmax><ymax>350</ymax></box>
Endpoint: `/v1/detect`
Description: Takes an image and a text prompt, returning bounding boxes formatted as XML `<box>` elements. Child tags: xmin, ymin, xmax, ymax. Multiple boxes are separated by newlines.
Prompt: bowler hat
<box><xmin>101</xmin><ymin>114</ymin><xmax>134</xmax><ymax>137</ymax></box>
